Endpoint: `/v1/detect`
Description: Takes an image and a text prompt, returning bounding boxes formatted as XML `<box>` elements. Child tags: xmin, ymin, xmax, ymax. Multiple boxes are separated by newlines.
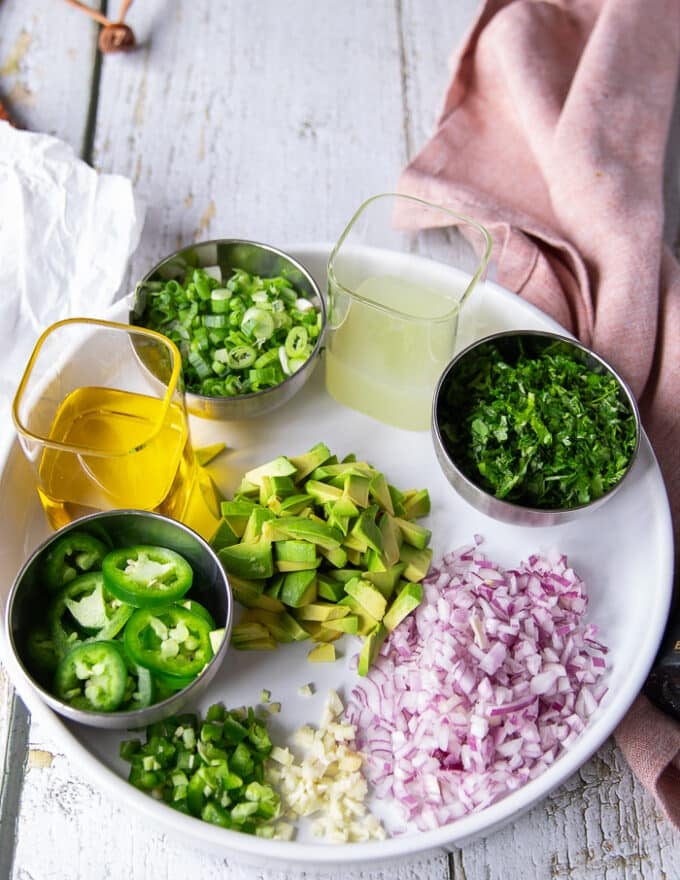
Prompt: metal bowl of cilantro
<box><xmin>130</xmin><ymin>239</ymin><xmax>326</xmax><ymax>419</ymax></box>
<box><xmin>432</xmin><ymin>330</ymin><xmax>641</xmax><ymax>526</ymax></box>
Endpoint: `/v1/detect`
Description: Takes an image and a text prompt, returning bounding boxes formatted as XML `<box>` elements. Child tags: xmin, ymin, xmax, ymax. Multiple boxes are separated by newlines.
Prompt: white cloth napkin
<box><xmin>0</xmin><ymin>121</ymin><xmax>143</xmax><ymax>458</ymax></box>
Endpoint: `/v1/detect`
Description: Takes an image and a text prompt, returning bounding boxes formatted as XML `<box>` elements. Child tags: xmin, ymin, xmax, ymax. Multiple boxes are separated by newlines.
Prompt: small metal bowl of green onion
<box><xmin>432</xmin><ymin>330</ymin><xmax>641</xmax><ymax>526</ymax></box>
<box><xmin>130</xmin><ymin>239</ymin><xmax>326</xmax><ymax>420</ymax></box>
<box><xmin>4</xmin><ymin>510</ymin><xmax>233</xmax><ymax>729</ymax></box>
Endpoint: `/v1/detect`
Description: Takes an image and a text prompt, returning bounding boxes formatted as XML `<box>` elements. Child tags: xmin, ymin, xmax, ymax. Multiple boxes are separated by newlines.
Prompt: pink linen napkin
<box><xmin>398</xmin><ymin>0</ymin><xmax>680</xmax><ymax>826</ymax></box>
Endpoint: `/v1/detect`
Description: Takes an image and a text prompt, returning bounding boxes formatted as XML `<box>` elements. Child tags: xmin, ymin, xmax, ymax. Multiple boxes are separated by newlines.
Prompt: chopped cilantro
<box><xmin>437</xmin><ymin>337</ymin><xmax>638</xmax><ymax>509</ymax></box>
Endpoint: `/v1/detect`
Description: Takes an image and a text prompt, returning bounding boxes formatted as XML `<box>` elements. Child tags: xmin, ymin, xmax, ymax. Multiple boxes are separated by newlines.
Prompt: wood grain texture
<box><xmin>2</xmin><ymin>0</ymin><xmax>680</xmax><ymax>877</ymax></box>
<box><xmin>0</xmin><ymin>0</ymin><xmax>97</xmax><ymax>150</ymax></box>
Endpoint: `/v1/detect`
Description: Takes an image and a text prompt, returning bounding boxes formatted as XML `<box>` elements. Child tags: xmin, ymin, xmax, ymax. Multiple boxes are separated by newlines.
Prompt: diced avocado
<box><xmin>399</xmin><ymin>544</ymin><xmax>433</xmax><ymax>582</ymax></box>
<box><xmin>292</xmin><ymin>603</ymin><xmax>350</xmax><ymax>622</ymax></box>
<box><xmin>288</xmin><ymin>442</ymin><xmax>332</xmax><ymax>482</ymax></box>
<box><xmin>364</xmin><ymin>547</ymin><xmax>387</xmax><ymax>573</ymax></box>
<box><xmin>218</xmin><ymin>541</ymin><xmax>274</xmax><ymax>579</ymax></box>
<box><xmin>276</xmin><ymin>559</ymin><xmax>322</xmax><ymax>573</ymax></box>
<box><xmin>317</xmin><ymin>544</ymin><xmax>348</xmax><ymax>569</ymax></box>
<box><xmin>210</xmin><ymin>518</ymin><xmax>240</xmax><ymax>552</ymax></box>
<box><xmin>383</xmin><ymin>581</ymin><xmax>423</xmax><ymax>631</ymax></box>
<box><xmin>337</xmin><ymin>595</ymin><xmax>380</xmax><ymax>635</ymax></box>
<box><xmin>332</xmin><ymin>495</ymin><xmax>360</xmax><ymax>518</ymax></box>
<box><xmin>304</xmin><ymin>479</ymin><xmax>343</xmax><ymax>505</ymax></box>
<box><xmin>260</xmin><ymin>474</ymin><xmax>297</xmax><ymax>506</ymax></box>
<box><xmin>307</xmin><ymin>643</ymin><xmax>336</xmax><ymax>663</ymax></box>
<box><xmin>240</xmin><ymin>609</ymin><xmax>309</xmax><ymax>643</ymax></box>
<box><xmin>323</xmin><ymin>615</ymin><xmax>359</xmax><ymax>634</ymax></box>
<box><xmin>275</xmin><ymin>540</ymin><xmax>318</xmax><ymax>564</ymax></box>
<box><xmin>388</xmin><ymin>484</ymin><xmax>406</xmax><ymax>517</ymax></box>
<box><xmin>369</xmin><ymin>471</ymin><xmax>394</xmax><ymax>515</ymax></box>
<box><xmin>394</xmin><ymin>516</ymin><xmax>432</xmax><ymax>550</ymax></box>
<box><xmin>219</xmin><ymin>499</ymin><xmax>258</xmax><ymax>536</ymax></box>
<box><xmin>351</xmin><ymin>506</ymin><xmax>383</xmax><ymax>555</ymax></box>
<box><xmin>344</xmin><ymin>546</ymin><xmax>362</xmax><ymax>566</ymax></box>
<box><xmin>402</xmin><ymin>488</ymin><xmax>431</xmax><ymax>520</ymax></box>
<box><xmin>326</xmin><ymin>508</ymin><xmax>350</xmax><ymax>537</ymax></box>
<box><xmin>275</xmin><ymin>494</ymin><xmax>314</xmax><ymax>515</ymax></box>
<box><xmin>242</xmin><ymin>507</ymin><xmax>277</xmax><ymax>544</ymax></box>
<box><xmin>265</xmin><ymin>573</ymin><xmax>285</xmax><ymax>598</ymax></box>
<box><xmin>235</xmin><ymin>478</ymin><xmax>259</xmax><ymax>498</ymax></box>
<box><xmin>343</xmin><ymin>532</ymin><xmax>367</xmax><ymax>553</ymax></box>
<box><xmin>378</xmin><ymin>513</ymin><xmax>402</xmax><ymax>567</ymax></box>
<box><xmin>267</xmin><ymin>516</ymin><xmax>343</xmax><ymax>550</ymax></box>
<box><xmin>357</xmin><ymin>624</ymin><xmax>387</xmax><ymax>676</ymax></box>
<box><xmin>195</xmin><ymin>442</ymin><xmax>227</xmax><ymax>466</ymax></box>
<box><xmin>280</xmin><ymin>570</ymin><xmax>317</xmax><ymax>607</ymax></box>
<box><xmin>317</xmin><ymin>574</ymin><xmax>347</xmax><ymax>602</ymax></box>
<box><xmin>364</xmin><ymin>562</ymin><xmax>406</xmax><ymax>598</ymax></box>
<box><xmin>230</xmin><ymin>621</ymin><xmax>277</xmax><ymax>650</ymax></box>
<box><xmin>342</xmin><ymin>473</ymin><xmax>371</xmax><ymax>508</ymax></box>
<box><xmin>344</xmin><ymin>577</ymin><xmax>387</xmax><ymax>621</ymax></box>
<box><xmin>299</xmin><ymin>620</ymin><xmax>342</xmax><ymax>643</ymax></box>
<box><xmin>244</xmin><ymin>456</ymin><xmax>297</xmax><ymax>488</ymax></box>
<box><xmin>310</xmin><ymin>461</ymin><xmax>372</xmax><ymax>481</ymax></box>
<box><xmin>230</xmin><ymin>578</ymin><xmax>285</xmax><ymax>613</ymax></box>
<box><xmin>326</xmin><ymin>568</ymin><xmax>359</xmax><ymax>583</ymax></box>
<box><xmin>228</xmin><ymin>573</ymin><xmax>265</xmax><ymax>595</ymax></box>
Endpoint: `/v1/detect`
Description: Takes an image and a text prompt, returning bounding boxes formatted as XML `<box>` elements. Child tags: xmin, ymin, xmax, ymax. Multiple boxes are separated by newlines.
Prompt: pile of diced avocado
<box><xmin>210</xmin><ymin>443</ymin><xmax>432</xmax><ymax>675</ymax></box>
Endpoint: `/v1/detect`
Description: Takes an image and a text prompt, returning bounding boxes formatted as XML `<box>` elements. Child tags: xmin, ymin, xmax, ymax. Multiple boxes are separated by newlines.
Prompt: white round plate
<box><xmin>0</xmin><ymin>244</ymin><xmax>673</xmax><ymax>869</ymax></box>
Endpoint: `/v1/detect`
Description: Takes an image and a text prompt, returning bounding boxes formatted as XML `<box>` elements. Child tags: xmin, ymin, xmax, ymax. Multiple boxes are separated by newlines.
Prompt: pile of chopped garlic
<box><xmin>265</xmin><ymin>689</ymin><xmax>386</xmax><ymax>843</ymax></box>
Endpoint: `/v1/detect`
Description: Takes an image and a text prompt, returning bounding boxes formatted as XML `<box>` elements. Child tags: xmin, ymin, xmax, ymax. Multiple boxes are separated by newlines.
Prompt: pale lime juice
<box><xmin>325</xmin><ymin>274</ymin><xmax>461</xmax><ymax>431</ymax></box>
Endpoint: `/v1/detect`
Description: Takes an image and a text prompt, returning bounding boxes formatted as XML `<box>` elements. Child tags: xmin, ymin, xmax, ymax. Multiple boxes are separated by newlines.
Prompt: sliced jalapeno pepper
<box><xmin>123</xmin><ymin>605</ymin><xmax>213</xmax><ymax>680</ymax></box>
<box><xmin>176</xmin><ymin>599</ymin><xmax>216</xmax><ymax>630</ymax></box>
<box><xmin>120</xmin><ymin>663</ymin><xmax>155</xmax><ymax>712</ymax></box>
<box><xmin>153</xmin><ymin>669</ymin><xmax>195</xmax><ymax>700</ymax></box>
<box><xmin>48</xmin><ymin>572</ymin><xmax>133</xmax><ymax>656</ymax></box>
<box><xmin>43</xmin><ymin>531</ymin><xmax>108</xmax><ymax>594</ymax></box>
<box><xmin>54</xmin><ymin>640</ymin><xmax>127</xmax><ymax>712</ymax></box>
<box><xmin>25</xmin><ymin>624</ymin><xmax>60</xmax><ymax>684</ymax></box>
<box><xmin>102</xmin><ymin>545</ymin><xmax>193</xmax><ymax>608</ymax></box>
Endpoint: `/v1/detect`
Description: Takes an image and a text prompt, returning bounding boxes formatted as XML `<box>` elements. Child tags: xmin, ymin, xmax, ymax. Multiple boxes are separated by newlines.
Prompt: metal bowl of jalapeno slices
<box><xmin>5</xmin><ymin>510</ymin><xmax>234</xmax><ymax>729</ymax></box>
<box><xmin>129</xmin><ymin>239</ymin><xmax>327</xmax><ymax>420</ymax></box>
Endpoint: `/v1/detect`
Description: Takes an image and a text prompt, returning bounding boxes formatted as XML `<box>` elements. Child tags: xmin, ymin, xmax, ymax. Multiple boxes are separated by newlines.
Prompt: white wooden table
<box><xmin>1</xmin><ymin>2</ymin><xmax>679</xmax><ymax>877</ymax></box>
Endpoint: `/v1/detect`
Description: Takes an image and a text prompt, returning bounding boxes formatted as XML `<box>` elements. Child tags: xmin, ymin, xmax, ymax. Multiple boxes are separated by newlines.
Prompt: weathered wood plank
<box><xmin>0</xmin><ymin>0</ymin><xmax>98</xmax><ymax>150</ymax></box>
<box><xmin>451</xmin><ymin>739</ymin><xmax>680</xmax><ymax>880</ymax></box>
<box><xmin>92</xmin><ymin>0</ymin><xmax>410</xmax><ymax>290</ymax></box>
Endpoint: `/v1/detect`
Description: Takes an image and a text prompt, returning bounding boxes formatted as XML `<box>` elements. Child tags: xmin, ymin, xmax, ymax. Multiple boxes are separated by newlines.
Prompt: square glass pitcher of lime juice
<box><xmin>326</xmin><ymin>193</ymin><xmax>492</xmax><ymax>431</ymax></box>
<box><xmin>12</xmin><ymin>318</ymin><xmax>215</xmax><ymax>535</ymax></box>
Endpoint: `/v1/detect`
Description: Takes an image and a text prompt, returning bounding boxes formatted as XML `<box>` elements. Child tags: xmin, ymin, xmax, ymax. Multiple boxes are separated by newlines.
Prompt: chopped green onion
<box><xmin>133</xmin><ymin>266</ymin><xmax>321</xmax><ymax>397</ymax></box>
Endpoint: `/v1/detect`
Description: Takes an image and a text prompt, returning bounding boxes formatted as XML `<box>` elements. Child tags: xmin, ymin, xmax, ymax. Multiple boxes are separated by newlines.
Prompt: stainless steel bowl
<box><xmin>432</xmin><ymin>330</ymin><xmax>641</xmax><ymax>526</ymax></box>
<box><xmin>130</xmin><ymin>239</ymin><xmax>326</xmax><ymax>420</ymax></box>
<box><xmin>5</xmin><ymin>510</ymin><xmax>233</xmax><ymax>729</ymax></box>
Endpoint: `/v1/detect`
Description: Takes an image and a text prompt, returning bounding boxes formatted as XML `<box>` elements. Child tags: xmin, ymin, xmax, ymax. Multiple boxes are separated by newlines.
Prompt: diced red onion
<box><xmin>345</xmin><ymin>538</ymin><xmax>609</xmax><ymax>832</ymax></box>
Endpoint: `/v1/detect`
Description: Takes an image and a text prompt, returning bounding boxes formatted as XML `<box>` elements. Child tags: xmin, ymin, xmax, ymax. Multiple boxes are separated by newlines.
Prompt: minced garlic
<box><xmin>266</xmin><ymin>689</ymin><xmax>386</xmax><ymax>843</ymax></box>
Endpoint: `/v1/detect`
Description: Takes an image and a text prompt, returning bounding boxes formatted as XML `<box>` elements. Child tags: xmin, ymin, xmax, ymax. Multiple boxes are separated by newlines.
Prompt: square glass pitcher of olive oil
<box><xmin>12</xmin><ymin>318</ymin><xmax>215</xmax><ymax>535</ymax></box>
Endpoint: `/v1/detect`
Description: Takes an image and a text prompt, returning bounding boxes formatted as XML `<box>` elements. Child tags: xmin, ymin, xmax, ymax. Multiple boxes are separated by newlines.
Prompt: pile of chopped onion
<box><xmin>344</xmin><ymin>538</ymin><xmax>609</xmax><ymax>832</ymax></box>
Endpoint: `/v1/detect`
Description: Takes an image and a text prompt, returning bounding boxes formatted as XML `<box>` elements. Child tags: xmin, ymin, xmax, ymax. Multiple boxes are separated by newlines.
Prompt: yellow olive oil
<box><xmin>38</xmin><ymin>386</ymin><xmax>196</xmax><ymax>530</ymax></box>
